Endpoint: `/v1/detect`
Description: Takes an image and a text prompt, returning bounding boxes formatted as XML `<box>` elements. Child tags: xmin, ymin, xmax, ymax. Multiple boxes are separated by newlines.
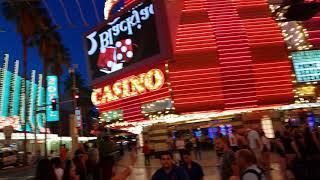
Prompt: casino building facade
<box><xmin>86</xmin><ymin>0</ymin><xmax>320</xmax><ymax>134</ymax></box>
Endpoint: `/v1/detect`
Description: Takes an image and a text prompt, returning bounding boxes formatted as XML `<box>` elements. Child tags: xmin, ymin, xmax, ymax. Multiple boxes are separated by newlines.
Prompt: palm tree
<box><xmin>3</xmin><ymin>1</ymin><xmax>71</xmax><ymax>157</ymax></box>
<box><xmin>1</xmin><ymin>0</ymin><xmax>43</xmax><ymax>164</ymax></box>
<box><xmin>1</xmin><ymin>1</ymin><xmax>41</xmax><ymax>65</ymax></box>
<box><xmin>31</xmin><ymin>19</ymin><xmax>71</xmax><ymax>156</ymax></box>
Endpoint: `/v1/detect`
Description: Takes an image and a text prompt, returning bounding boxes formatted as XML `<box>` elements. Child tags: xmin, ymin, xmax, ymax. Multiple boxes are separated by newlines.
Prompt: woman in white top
<box><xmin>51</xmin><ymin>157</ymin><xmax>64</xmax><ymax>180</ymax></box>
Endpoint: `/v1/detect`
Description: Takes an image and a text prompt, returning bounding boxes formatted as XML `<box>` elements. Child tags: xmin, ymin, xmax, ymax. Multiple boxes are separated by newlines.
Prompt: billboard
<box><xmin>292</xmin><ymin>50</ymin><xmax>320</xmax><ymax>82</ymax></box>
<box><xmin>46</xmin><ymin>76</ymin><xmax>59</xmax><ymax>122</ymax></box>
<box><xmin>85</xmin><ymin>0</ymin><xmax>160</xmax><ymax>80</ymax></box>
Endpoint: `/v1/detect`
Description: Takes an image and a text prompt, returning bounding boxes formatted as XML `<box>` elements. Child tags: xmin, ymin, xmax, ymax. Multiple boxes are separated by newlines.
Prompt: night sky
<box><xmin>0</xmin><ymin>0</ymin><xmax>126</xmax><ymax>86</ymax></box>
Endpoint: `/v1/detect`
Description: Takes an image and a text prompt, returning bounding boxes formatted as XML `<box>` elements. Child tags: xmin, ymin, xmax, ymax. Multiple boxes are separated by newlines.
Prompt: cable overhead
<box><xmin>58</xmin><ymin>0</ymin><xmax>75</xmax><ymax>27</ymax></box>
<box><xmin>91</xmin><ymin>0</ymin><xmax>101</xmax><ymax>23</ymax></box>
<box><xmin>74</xmin><ymin>0</ymin><xmax>89</xmax><ymax>26</ymax></box>
<box><xmin>41</xmin><ymin>0</ymin><xmax>58</xmax><ymax>26</ymax></box>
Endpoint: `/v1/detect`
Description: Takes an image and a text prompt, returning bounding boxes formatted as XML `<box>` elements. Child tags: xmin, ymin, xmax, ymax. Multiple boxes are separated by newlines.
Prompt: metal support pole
<box><xmin>34</xmin><ymin>113</ymin><xmax>37</xmax><ymax>153</ymax></box>
<box><xmin>44</xmin><ymin>116</ymin><xmax>47</xmax><ymax>158</ymax></box>
<box><xmin>69</xmin><ymin>65</ymin><xmax>81</xmax><ymax>136</ymax></box>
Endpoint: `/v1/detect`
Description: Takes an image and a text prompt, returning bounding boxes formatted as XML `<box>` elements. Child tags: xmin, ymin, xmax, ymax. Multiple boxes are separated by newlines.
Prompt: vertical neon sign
<box><xmin>46</xmin><ymin>76</ymin><xmax>59</xmax><ymax>121</ymax></box>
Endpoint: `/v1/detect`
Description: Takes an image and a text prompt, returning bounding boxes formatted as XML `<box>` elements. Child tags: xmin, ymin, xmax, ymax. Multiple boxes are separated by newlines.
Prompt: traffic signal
<box><xmin>74</xmin><ymin>92</ymin><xmax>80</xmax><ymax>107</ymax></box>
<box><xmin>51</xmin><ymin>98</ymin><xmax>57</xmax><ymax>111</ymax></box>
<box><xmin>74</xmin><ymin>88</ymin><xmax>79</xmax><ymax>99</ymax></box>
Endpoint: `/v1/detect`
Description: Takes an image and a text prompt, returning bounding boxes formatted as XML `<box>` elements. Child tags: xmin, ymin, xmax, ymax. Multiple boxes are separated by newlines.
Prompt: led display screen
<box><xmin>85</xmin><ymin>0</ymin><xmax>160</xmax><ymax>80</ymax></box>
<box><xmin>292</xmin><ymin>50</ymin><xmax>320</xmax><ymax>82</ymax></box>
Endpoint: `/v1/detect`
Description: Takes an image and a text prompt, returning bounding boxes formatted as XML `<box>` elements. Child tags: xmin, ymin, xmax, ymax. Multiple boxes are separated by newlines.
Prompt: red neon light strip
<box><xmin>225</xmin><ymin>100</ymin><xmax>258</xmax><ymax>105</ymax></box>
<box><xmin>175</xmin><ymin>99</ymin><xmax>224</xmax><ymax>105</ymax></box>
<box><xmin>174</xmin><ymin>92</ymin><xmax>223</xmax><ymax>98</ymax></box>
<box><xmin>255</xmin><ymin>88</ymin><xmax>293</xmax><ymax>95</ymax></box>
<box><xmin>256</xmin><ymin>92</ymin><xmax>293</xmax><ymax>97</ymax></box>
<box><xmin>178</xmin><ymin>23</ymin><xmax>213</xmax><ymax>28</ymax></box>
<box><xmin>175</xmin><ymin>47</ymin><xmax>216</xmax><ymax>53</ymax></box>
<box><xmin>170</xmin><ymin>67</ymin><xmax>220</xmax><ymax>74</ymax></box>
<box><xmin>174</xmin><ymin>95</ymin><xmax>224</xmax><ymax>102</ymax></box>
<box><xmin>170</xmin><ymin>72</ymin><xmax>220</xmax><ymax>79</ymax></box>
<box><xmin>170</xmin><ymin>76</ymin><xmax>220</xmax><ymax>83</ymax></box>
<box><xmin>176</xmin><ymin>38</ymin><xmax>216</xmax><ymax>44</ymax></box>
<box><xmin>177</xmin><ymin>31</ymin><xmax>215</xmax><ymax>38</ymax></box>
<box><xmin>176</xmin><ymin>42</ymin><xmax>216</xmax><ymax>48</ymax></box>
<box><xmin>171</xmin><ymin>81</ymin><xmax>220</xmax><ymax>88</ymax></box>
<box><xmin>182</xmin><ymin>9</ymin><xmax>205</xmax><ymax>12</ymax></box>
<box><xmin>254</xmin><ymin>61</ymin><xmax>291</xmax><ymax>67</ymax></box>
<box><xmin>254</xmin><ymin>82</ymin><xmax>293</xmax><ymax>88</ymax></box>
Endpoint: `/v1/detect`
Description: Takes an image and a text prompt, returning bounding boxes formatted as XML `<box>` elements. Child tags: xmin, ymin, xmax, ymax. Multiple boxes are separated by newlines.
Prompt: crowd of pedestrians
<box><xmin>33</xmin><ymin>129</ymin><xmax>136</xmax><ymax>180</ymax></box>
<box><xmin>149</xmin><ymin>121</ymin><xmax>320</xmax><ymax>180</ymax></box>
<box><xmin>30</xmin><ymin>121</ymin><xmax>320</xmax><ymax>180</ymax></box>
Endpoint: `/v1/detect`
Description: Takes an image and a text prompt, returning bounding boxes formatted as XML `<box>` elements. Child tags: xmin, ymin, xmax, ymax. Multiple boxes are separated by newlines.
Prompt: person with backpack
<box><xmin>236</xmin><ymin>149</ymin><xmax>266</xmax><ymax>180</ymax></box>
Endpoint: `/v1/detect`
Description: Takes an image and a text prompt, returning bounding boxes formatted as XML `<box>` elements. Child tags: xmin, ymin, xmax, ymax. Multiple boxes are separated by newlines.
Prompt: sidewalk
<box><xmin>116</xmin><ymin>150</ymin><xmax>284</xmax><ymax>180</ymax></box>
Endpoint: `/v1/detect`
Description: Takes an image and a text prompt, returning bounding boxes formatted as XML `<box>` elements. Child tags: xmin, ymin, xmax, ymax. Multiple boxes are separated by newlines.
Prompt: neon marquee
<box><xmin>91</xmin><ymin>69</ymin><xmax>165</xmax><ymax>106</ymax></box>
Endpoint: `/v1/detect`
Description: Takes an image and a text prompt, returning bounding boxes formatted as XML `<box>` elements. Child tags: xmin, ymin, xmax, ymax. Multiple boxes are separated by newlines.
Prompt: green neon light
<box><xmin>12</xmin><ymin>76</ymin><xmax>21</xmax><ymax>116</ymax></box>
<box><xmin>1</xmin><ymin>71</ymin><xmax>11</xmax><ymax>117</ymax></box>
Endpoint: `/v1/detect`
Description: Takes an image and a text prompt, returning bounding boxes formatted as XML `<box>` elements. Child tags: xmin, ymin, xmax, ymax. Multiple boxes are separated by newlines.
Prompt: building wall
<box><xmin>169</xmin><ymin>0</ymin><xmax>294</xmax><ymax>113</ymax></box>
<box><xmin>93</xmin><ymin>0</ymin><xmax>295</xmax><ymax>122</ymax></box>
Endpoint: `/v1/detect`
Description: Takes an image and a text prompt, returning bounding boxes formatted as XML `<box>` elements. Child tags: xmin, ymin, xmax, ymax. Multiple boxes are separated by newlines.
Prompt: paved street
<box><xmin>0</xmin><ymin>166</ymin><xmax>35</xmax><ymax>180</ymax></box>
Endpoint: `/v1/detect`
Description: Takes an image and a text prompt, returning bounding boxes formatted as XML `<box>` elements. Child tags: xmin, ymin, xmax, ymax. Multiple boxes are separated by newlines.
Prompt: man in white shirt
<box><xmin>247</xmin><ymin>129</ymin><xmax>262</xmax><ymax>160</ymax></box>
<box><xmin>236</xmin><ymin>149</ymin><xmax>265</xmax><ymax>180</ymax></box>
<box><xmin>228</xmin><ymin>130</ymin><xmax>239</xmax><ymax>152</ymax></box>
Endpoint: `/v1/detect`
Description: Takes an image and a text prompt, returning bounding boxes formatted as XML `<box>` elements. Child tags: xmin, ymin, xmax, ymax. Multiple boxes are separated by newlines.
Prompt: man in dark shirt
<box><xmin>181</xmin><ymin>150</ymin><xmax>204</xmax><ymax>180</ymax></box>
<box><xmin>152</xmin><ymin>151</ymin><xmax>190</xmax><ymax>180</ymax></box>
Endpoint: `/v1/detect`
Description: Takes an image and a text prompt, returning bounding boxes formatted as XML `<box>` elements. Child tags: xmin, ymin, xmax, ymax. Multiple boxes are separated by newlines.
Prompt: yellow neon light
<box><xmin>92</xmin><ymin>69</ymin><xmax>165</xmax><ymax>106</ymax></box>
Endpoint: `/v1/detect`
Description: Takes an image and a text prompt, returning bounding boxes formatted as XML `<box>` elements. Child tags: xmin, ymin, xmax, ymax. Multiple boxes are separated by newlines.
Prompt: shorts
<box><xmin>252</xmin><ymin>148</ymin><xmax>262</xmax><ymax>160</ymax></box>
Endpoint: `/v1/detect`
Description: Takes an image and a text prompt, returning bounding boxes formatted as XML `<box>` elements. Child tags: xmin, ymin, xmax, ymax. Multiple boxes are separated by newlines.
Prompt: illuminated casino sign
<box><xmin>292</xmin><ymin>50</ymin><xmax>320</xmax><ymax>82</ymax></box>
<box><xmin>85</xmin><ymin>0</ymin><xmax>160</xmax><ymax>79</ymax></box>
<box><xmin>91</xmin><ymin>69</ymin><xmax>164</xmax><ymax>106</ymax></box>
